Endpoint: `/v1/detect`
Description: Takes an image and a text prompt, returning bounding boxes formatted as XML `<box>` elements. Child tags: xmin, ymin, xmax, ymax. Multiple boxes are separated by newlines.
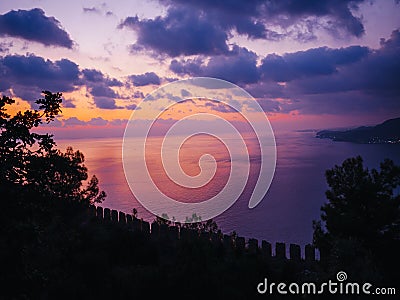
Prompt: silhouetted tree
<box><xmin>132</xmin><ymin>207</ymin><xmax>138</xmax><ymax>218</ymax></box>
<box><xmin>313</xmin><ymin>156</ymin><xmax>400</xmax><ymax>284</ymax></box>
<box><xmin>0</xmin><ymin>91</ymin><xmax>105</xmax><ymax>206</ymax></box>
<box><xmin>0</xmin><ymin>91</ymin><xmax>108</xmax><ymax>298</ymax></box>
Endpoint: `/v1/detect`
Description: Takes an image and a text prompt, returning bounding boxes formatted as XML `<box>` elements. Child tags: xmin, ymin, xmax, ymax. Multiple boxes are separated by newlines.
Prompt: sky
<box><xmin>0</xmin><ymin>0</ymin><xmax>400</xmax><ymax>137</ymax></box>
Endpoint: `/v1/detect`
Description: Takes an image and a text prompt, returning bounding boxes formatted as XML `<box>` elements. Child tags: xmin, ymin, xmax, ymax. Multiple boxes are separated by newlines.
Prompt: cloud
<box><xmin>259</xmin><ymin>29</ymin><xmax>400</xmax><ymax>115</ymax></box>
<box><xmin>170</xmin><ymin>46</ymin><xmax>259</xmax><ymax>84</ymax></box>
<box><xmin>132</xmin><ymin>91</ymin><xmax>145</xmax><ymax>98</ymax></box>
<box><xmin>81</xmin><ymin>68</ymin><xmax>124</xmax><ymax>109</ymax></box>
<box><xmin>83</xmin><ymin>4</ymin><xmax>114</xmax><ymax>17</ymax></box>
<box><xmin>159</xmin><ymin>0</ymin><xmax>284</xmax><ymax>40</ymax></box>
<box><xmin>260</xmin><ymin>45</ymin><xmax>370</xmax><ymax>82</ymax></box>
<box><xmin>61</xmin><ymin>117</ymin><xmax>117</xmax><ymax>127</ymax></box>
<box><xmin>83</xmin><ymin>7</ymin><xmax>101</xmax><ymax>14</ymax></box>
<box><xmin>0</xmin><ymin>8</ymin><xmax>73</xmax><ymax>48</ymax></box>
<box><xmin>204</xmin><ymin>101</ymin><xmax>237</xmax><ymax>113</ymax></box>
<box><xmin>0</xmin><ymin>41</ymin><xmax>12</xmax><ymax>53</ymax></box>
<box><xmin>0</xmin><ymin>54</ymin><xmax>129</xmax><ymax>110</ymax></box>
<box><xmin>171</xmin><ymin>29</ymin><xmax>399</xmax><ymax>116</ymax></box>
<box><xmin>63</xmin><ymin>117</ymin><xmax>86</xmax><ymax>126</ymax></box>
<box><xmin>245</xmin><ymin>99</ymin><xmax>282</xmax><ymax>113</ymax></box>
<box><xmin>87</xmin><ymin>117</ymin><xmax>108</xmax><ymax>126</ymax></box>
<box><xmin>82</xmin><ymin>68</ymin><xmax>122</xmax><ymax>86</ymax></box>
<box><xmin>120</xmin><ymin>0</ymin><xmax>372</xmax><ymax>57</ymax></box>
<box><xmin>168</xmin><ymin>44</ymin><xmax>372</xmax><ymax>97</ymax></box>
<box><xmin>255</xmin><ymin>99</ymin><xmax>282</xmax><ymax>113</ymax></box>
<box><xmin>109</xmin><ymin>119</ymin><xmax>128</xmax><ymax>126</ymax></box>
<box><xmin>0</xmin><ymin>54</ymin><xmax>80</xmax><ymax>101</ymax></box>
<box><xmin>128</xmin><ymin>72</ymin><xmax>161</xmax><ymax>86</ymax></box>
<box><xmin>93</xmin><ymin>97</ymin><xmax>121</xmax><ymax>109</ymax></box>
<box><xmin>63</xmin><ymin>98</ymin><xmax>76</xmax><ymax>108</ymax></box>
<box><xmin>289</xmin><ymin>29</ymin><xmax>400</xmax><ymax>96</ymax></box>
<box><xmin>181</xmin><ymin>89</ymin><xmax>192</xmax><ymax>98</ymax></box>
<box><xmin>119</xmin><ymin>7</ymin><xmax>229</xmax><ymax>57</ymax></box>
<box><xmin>260</xmin><ymin>0</ymin><xmax>366</xmax><ymax>38</ymax></box>
<box><xmin>244</xmin><ymin>81</ymin><xmax>286</xmax><ymax>99</ymax></box>
<box><xmin>126</xmin><ymin>103</ymin><xmax>138</xmax><ymax>110</ymax></box>
<box><xmin>170</xmin><ymin>57</ymin><xmax>204</xmax><ymax>76</ymax></box>
<box><xmin>90</xmin><ymin>85</ymin><xmax>119</xmax><ymax>98</ymax></box>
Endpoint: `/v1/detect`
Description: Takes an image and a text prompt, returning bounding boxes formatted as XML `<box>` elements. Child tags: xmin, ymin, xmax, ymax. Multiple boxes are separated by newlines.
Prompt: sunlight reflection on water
<box><xmin>56</xmin><ymin>131</ymin><xmax>400</xmax><ymax>246</ymax></box>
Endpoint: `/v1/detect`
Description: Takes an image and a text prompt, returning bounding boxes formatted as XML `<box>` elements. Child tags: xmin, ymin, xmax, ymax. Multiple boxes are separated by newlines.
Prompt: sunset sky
<box><xmin>1</xmin><ymin>0</ymin><xmax>400</xmax><ymax>137</ymax></box>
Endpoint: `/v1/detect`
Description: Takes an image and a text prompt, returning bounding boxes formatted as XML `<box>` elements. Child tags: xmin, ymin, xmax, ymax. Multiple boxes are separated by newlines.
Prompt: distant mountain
<box><xmin>316</xmin><ymin>117</ymin><xmax>400</xmax><ymax>144</ymax></box>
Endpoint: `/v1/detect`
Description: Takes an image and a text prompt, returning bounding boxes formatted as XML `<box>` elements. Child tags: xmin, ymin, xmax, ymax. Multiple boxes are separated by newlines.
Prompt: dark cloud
<box><xmin>87</xmin><ymin>117</ymin><xmax>108</xmax><ymax>126</ymax></box>
<box><xmin>82</xmin><ymin>68</ymin><xmax>122</xmax><ymax>86</ymax></box>
<box><xmin>83</xmin><ymin>7</ymin><xmax>100</xmax><ymax>14</ymax></box>
<box><xmin>165</xmin><ymin>93</ymin><xmax>181</xmax><ymax>102</ymax></box>
<box><xmin>170</xmin><ymin>46</ymin><xmax>259</xmax><ymax>84</ymax></box>
<box><xmin>83</xmin><ymin>5</ymin><xmax>114</xmax><ymax>17</ymax></box>
<box><xmin>132</xmin><ymin>91</ymin><xmax>145</xmax><ymax>98</ymax></box>
<box><xmin>0</xmin><ymin>54</ymin><xmax>80</xmax><ymax>101</ymax></box>
<box><xmin>62</xmin><ymin>117</ymin><xmax>113</xmax><ymax>127</ymax></box>
<box><xmin>181</xmin><ymin>89</ymin><xmax>191</xmax><ymax>98</ymax></box>
<box><xmin>58</xmin><ymin>117</ymin><xmax>125</xmax><ymax>127</ymax></box>
<box><xmin>380</xmin><ymin>28</ymin><xmax>400</xmax><ymax>49</ymax></box>
<box><xmin>290</xmin><ymin>29</ymin><xmax>400</xmax><ymax>96</ymax></box>
<box><xmin>205</xmin><ymin>101</ymin><xmax>237</xmax><ymax>113</ymax></box>
<box><xmin>41</xmin><ymin>118</ymin><xmax>63</xmax><ymax>127</ymax></box>
<box><xmin>170</xmin><ymin>46</ymin><xmax>370</xmax><ymax>84</ymax></box>
<box><xmin>164</xmin><ymin>28</ymin><xmax>397</xmax><ymax>116</ymax></box>
<box><xmin>170</xmin><ymin>57</ymin><xmax>204</xmax><ymax>76</ymax></box>
<box><xmin>93</xmin><ymin>97</ymin><xmax>121</xmax><ymax>109</ymax></box>
<box><xmin>261</xmin><ymin>0</ymin><xmax>366</xmax><ymax>38</ymax></box>
<box><xmin>256</xmin><ymin>99</ymin><xmax>282</xmax><ymax>113</ymax></box>
<box><xmin>126</xmin><ymin>103</ymin><xmax>138</xmax><ymax>110</ymax></box>
<box><xmin>159</xmin><ymin>0</ymin><xmax>283</xmax><ymax>40</ymax></box>
<box><xmin>63</xmin><ymin>98</ymin><xmax>76</xmax><ymax>108</ymax></box>
<box><xmin>63</xmin><ymin>117</ymin><xmax>86</xmax><ymax>126</ymax></box>
<box><xmin>245</xmin><ymin>99</ymin><xmax>282</xmax><ymax>113</ymax></box>
<box><xmin>0</xmin><ymin>8</ymin><xmax>73</xmax><ymax>48</ymax></box>
<box><xmin>0</xmin><ymin>41</ymin><xmax>12</xmax><ymax>53</ymax></box>
<box><xmin>119</xmin><ymin>7</ymin><xmax>229</xmax><ymax>57</ymax></box>
<box><xmin>244</xmin><ymin>81</ymin><xmax>286</xmax><ymax>99</ymax></box>
<box><xmin>0</xmin><ymin>54</ymin><xmax>126</xmax><ymax>110</ymax></box>
<box><xmin>109</xmin><ymin>119</ymin><xmax>128</xmax><ymax>126</ymax></box>
<box><xmin>90</xmin><ymin>85</ymin><xmax>119</xmax><ymax>98</ymax></box>
<box><xmin>81</xmin><ymin>68</ymin><xmax>124</xmax><ymax>109</ymax></box>
<box><xmin>164</xmin><ymin>77</ymin><xmax>179</xmax><ymax>83</ymax></box>
<box><xmin>266</xmin><ymin>29</ymin><xmax>400</xmax><ymax>114</ymax></box>
<box><xmin>120</xmin><ymin>0</ymin><xmax>371</xmax><ymax>57</ymax></box>
<box><xmin>128</xmin><ymin>72</ymin><xmax>161</xmax><ymax>86</ymax></box>
<box><xmin>260</xmin><ymin>45</ymin><xmax>370</xmax><ymax>82</ymax></box>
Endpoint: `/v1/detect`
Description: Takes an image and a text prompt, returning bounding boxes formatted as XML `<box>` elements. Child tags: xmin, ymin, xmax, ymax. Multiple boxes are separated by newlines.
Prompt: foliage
<box><xmin>313</xmin><ymin>156</ymin><xmax>400</xmax><ymax>284</ymax></box>
<box><xmin>154</xmin><ymin>212</ymin><xmax>219</xmax><ymax>233</ymax></box>
<box><xmin>0</xmin><ymin>91</ymin><xmax>106</xmax><ymax>205</ymax></box>
<box><xmin>0</xmin><ymin>91</ymin><xmax>107</xmax><ymax>299</ymax></box>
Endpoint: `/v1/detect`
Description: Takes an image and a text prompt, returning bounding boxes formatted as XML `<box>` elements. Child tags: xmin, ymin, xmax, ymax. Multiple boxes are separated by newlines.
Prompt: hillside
<box><xmin>316</xmin><ymin>117</ymin><xmax>400</xmax><ymax>144</ymax></box>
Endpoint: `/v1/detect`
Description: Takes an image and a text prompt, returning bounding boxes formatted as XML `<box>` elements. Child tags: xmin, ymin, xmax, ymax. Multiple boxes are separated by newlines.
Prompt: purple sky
<box><xmin>0</xmin><ymin>0</ymin><xmax>399</xmax><ymax>135</ymax></box>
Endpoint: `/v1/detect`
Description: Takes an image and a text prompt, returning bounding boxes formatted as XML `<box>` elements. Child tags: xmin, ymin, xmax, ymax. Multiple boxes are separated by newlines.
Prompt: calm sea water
<box><xmin>56</xmin><ymin>131</ymin><xmax>400</xmax><ymax>246</ymax></box>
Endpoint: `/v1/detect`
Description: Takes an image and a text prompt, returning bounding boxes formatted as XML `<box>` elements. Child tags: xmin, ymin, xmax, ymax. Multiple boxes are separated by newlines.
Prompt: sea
<box><xmin>56</xmin><ymin>131</ymin><xmax>400</xmax><ymax>247</ymax></box>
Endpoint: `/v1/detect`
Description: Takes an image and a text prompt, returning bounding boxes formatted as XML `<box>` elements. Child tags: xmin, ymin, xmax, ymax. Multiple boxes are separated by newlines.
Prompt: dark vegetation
<box><xmin>316</xmin><ymin>117</ymin><xmax>400</xmax><ymax>143</ymax></box>
<box><xmin>313</xmin><ymin>156</ymin><xmax>400</xmax><ymax>287</ymax></box>
<box><xmin>1</xmin><ymin>92</ymin><xmax>399</xmax><ymax>299</ymax></box>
